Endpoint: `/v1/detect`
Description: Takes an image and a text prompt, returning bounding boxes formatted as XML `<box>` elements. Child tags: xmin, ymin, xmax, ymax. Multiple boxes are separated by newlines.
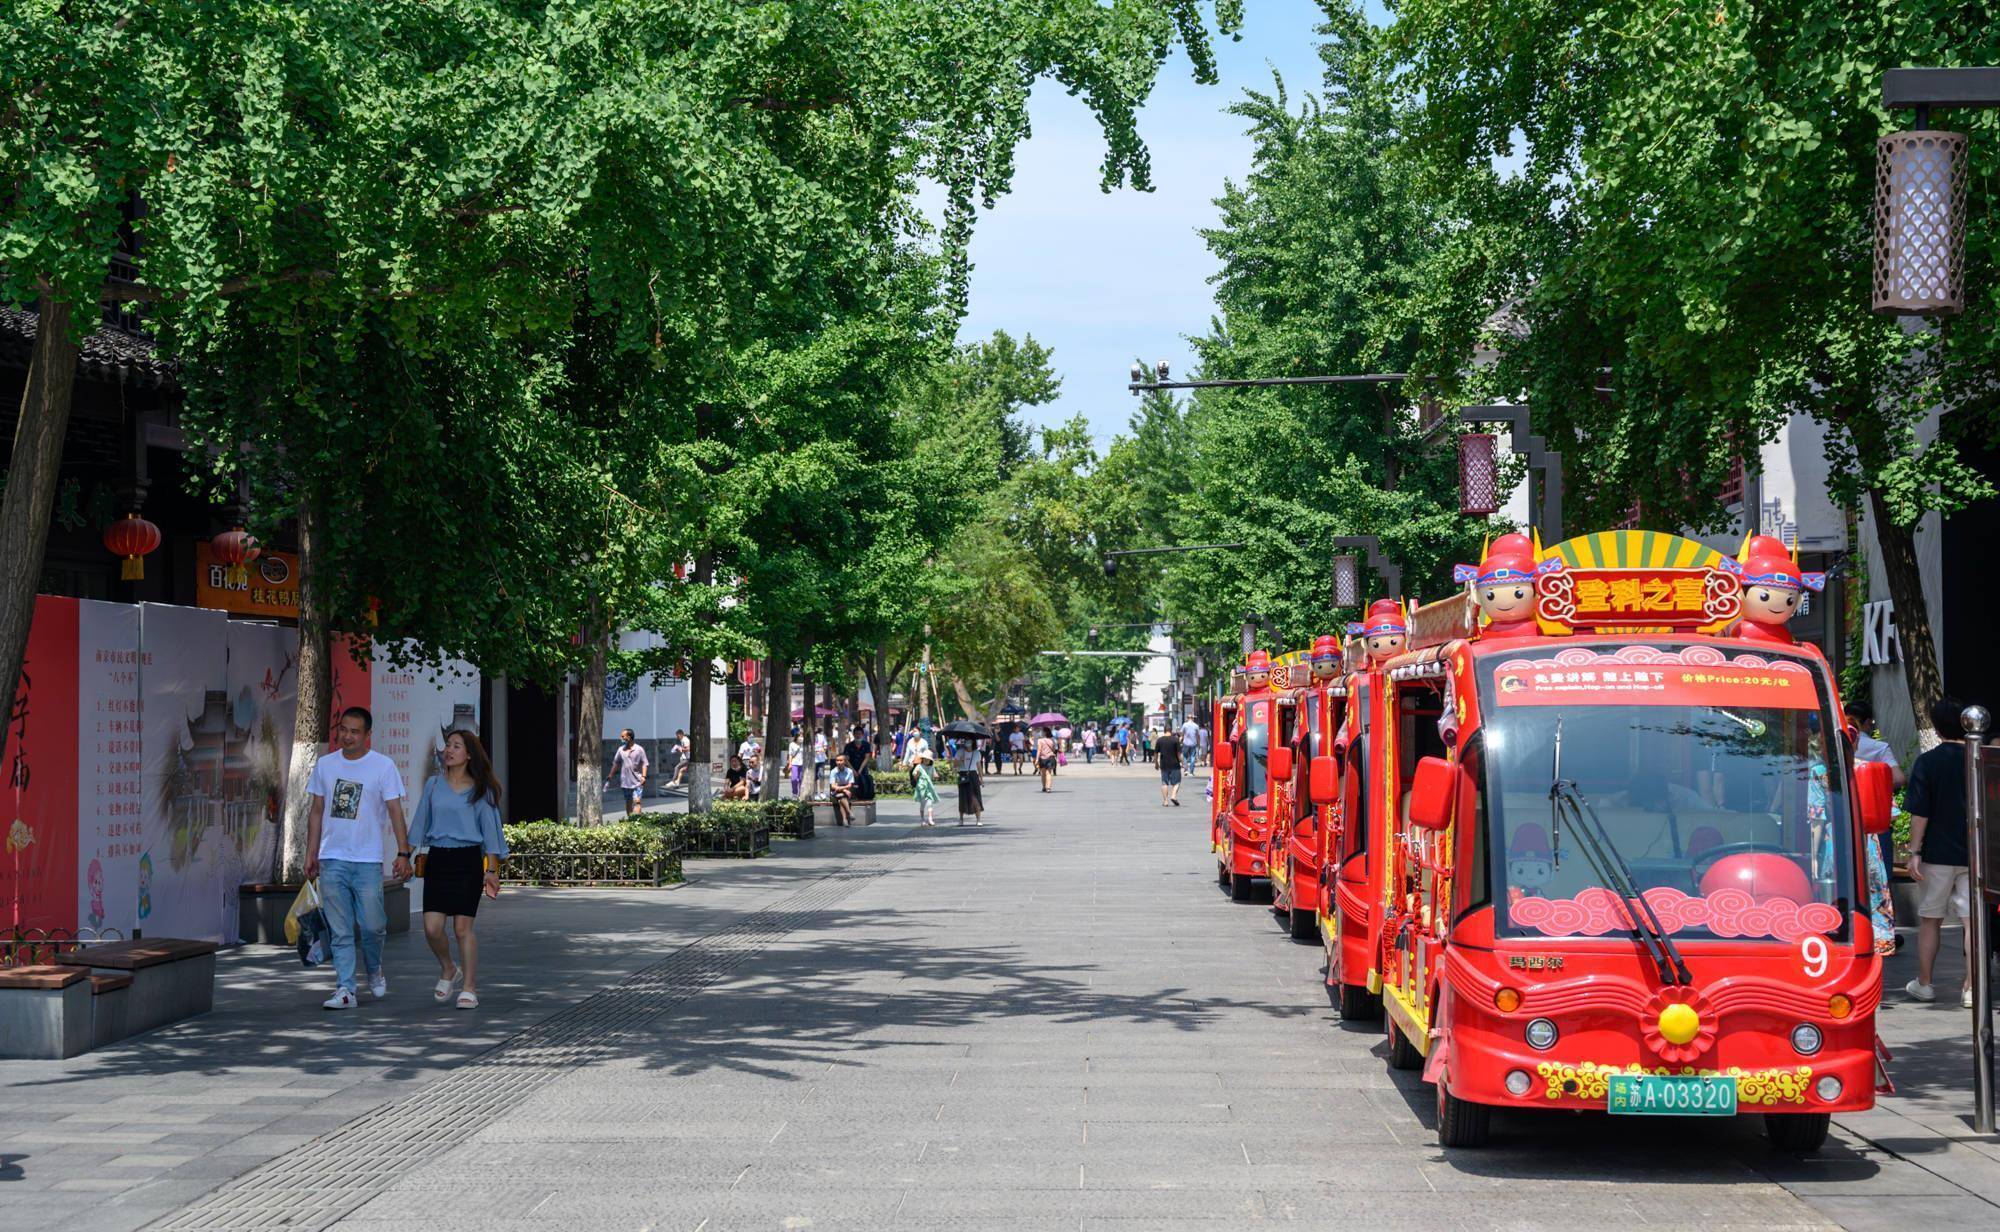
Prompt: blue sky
<box><xmin>952</xmin><ymin>1</ymin><xmax>1340</xmax><ymax>447</ymax></box>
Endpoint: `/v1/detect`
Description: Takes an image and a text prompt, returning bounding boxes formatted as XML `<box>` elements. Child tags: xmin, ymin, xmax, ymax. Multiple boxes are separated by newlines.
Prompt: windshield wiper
<box><xmin>1550</xmin><ymin>780</ymin><xmax>1694</xmax><ymax>986</ymax></box>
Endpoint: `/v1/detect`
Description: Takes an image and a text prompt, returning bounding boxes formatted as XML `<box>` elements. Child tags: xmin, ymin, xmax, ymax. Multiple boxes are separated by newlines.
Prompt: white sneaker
<box><xmin>1905</xmin><ymin>979</ymin><xmax>1936</xmax><ymax>1002</ymax></box>
<box><xmin>369</xmin><ymin>972</ymin><xmax>388</xmax><ymax>1000</ymax></box>
<box><xmin>323</xmin><ymin>988</ymin><xmax>357</xmax><ymax>1010</ymax></box>
<box><xmin>1964</xmin><ymin>986</ymin><xmax>1975</xmax><ymax>1009</ymax></box>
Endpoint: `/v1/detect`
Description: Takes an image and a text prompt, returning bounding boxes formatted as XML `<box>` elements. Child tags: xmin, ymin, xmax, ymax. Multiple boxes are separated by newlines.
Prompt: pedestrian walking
<box><xmin>1009</xmin><ymin>727</ymin><xmax>1027</xmax><ymax>775</ymax></box>
<box><xmin>912</xmin><ymin>754</ymin><xmax>939</xmax><ymax>827</ymax></box>
<box><xmin>409</xmin><ymin>729</ymin><xmax>507</xmax><ymax>1010</ymax></box>
<box><xmin>305</xmin><ymin>707</ymin><xmax>410</xmax><ymax>1010</ymax></box>
<box><xmin>1082</xmin><ymin>725</ymin><xmax>1098</xmax><ymax>764</ymax></box>
<box><xmin>1156</xmin><ymin>727</ymin><xmax>1183</xmax><ymax>807</ymax></box>
<box><xmin>1035</xmin><ymin>727</ymin><xmax>1058</xmax><ymax>793</ymax></box>
<box><xmin>611</xmin><ymin>728</ymin><xmax>648</xmax><ymax>817</ymax></box>
<box><xmin>786</xmin><ymin>731</ymin><xmax>805</xmax><ymax>796</ymax></box>
<box><xmin>954</xmin><ymin>737</ymin><xmax>985</xmax><ymax>825</ymax></box>
<box><xmin>812</xmin><ymin>727</ymin><xmax>830</xmax><ymax>796</ymax></box>
<box><xmin>1904</xmin><ymin>698</ymin><xmax>1977</xmax><ymax>1007</ymax></box>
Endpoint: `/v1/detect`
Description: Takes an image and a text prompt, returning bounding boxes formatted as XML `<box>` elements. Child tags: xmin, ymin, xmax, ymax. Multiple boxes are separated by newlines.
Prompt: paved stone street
<box><xmin>5</xmin><ymin>761</ymin><xmax>2000</xmax><ymax>1231</ymax></box>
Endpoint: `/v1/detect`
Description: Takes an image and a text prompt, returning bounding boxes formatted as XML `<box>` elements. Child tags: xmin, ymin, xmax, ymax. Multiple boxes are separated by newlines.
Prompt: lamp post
<box><xmin>1453</xmin><ymin>405</ymin><xmax>1563</xmax><ymax>540</ymax></box>
<box><xmin>1331</xmin><ymin>535</ymin><xmax>1402</xmax><ymax>602</ymax></box>
<box><xmin>1128</xmin><ymin>359</ymin><xmax>1413</xmax><ymax>396</ymax></box>
<box><xmin>1964</xmin><ymin>704</ymin><xmax>1996</xmax><ymax>1135</ymax></box>
<box><xmin>1876</xmin><ymin>68</ymin><xmax>2000</xmax><ymax>317</ymax></box>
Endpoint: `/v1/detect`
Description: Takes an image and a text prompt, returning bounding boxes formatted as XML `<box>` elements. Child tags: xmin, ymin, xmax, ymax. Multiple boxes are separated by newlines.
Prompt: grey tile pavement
<box><xmin>6</xmin><ymin>761</ymin><xmax>2000</xmax><ymax>1229</ymax></box>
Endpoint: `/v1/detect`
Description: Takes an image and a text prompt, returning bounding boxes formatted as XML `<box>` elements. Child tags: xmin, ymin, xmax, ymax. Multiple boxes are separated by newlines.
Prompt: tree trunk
<box><xmin>572</xmin><ymin>630</ymin><xmax>608</xmax><ymax>826</ymax></box>
<box><xmin>760</xmin><ymin>657</ymin><xmax>787</xmax><ymax>800</ymax></box>
<box><xmin>278</xmin><ymin>495</ymin><xmax>330</xmax><ymax>883</ymax></box>
<box><xmin>861</xmin><ymin>649</ymin><xmax>891</xmax><ymax>769</ymax></box>
<box><xmin>687</xmin><ymin>551</ymin><xmax>716</xmax><ymax>811</ymax></box>
<box><xmin>0</xmin><ymin>296</ymin><xmax>78</xmax><ymax>776</ymax></box>
<box><xmin>1867</xmin><ymin>486</ymin><xmax>1945</xmax><ymax>750</ymax></box>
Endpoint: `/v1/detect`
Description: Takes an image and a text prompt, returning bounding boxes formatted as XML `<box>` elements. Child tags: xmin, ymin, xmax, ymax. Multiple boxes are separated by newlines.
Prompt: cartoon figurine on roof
<box><xmin>1346</xmin><ymin>599</ymin><xmax>1409</xmax><ymax>665</ymax></box>
<box><xmin>1308</xmin><ymin>634</ymin><xmax>1343</xmax><ymax>681</ymax></box>
<box><xmin>1723</xmin><ymin>534</ymin><xmax>1826</xmax><ymax>646</ymax></box>
<box><xmin>1452</xmin><ymin>532</ymin><xmax>1550</xmax><ymax>639</ymax></box>
<box><xmin>1242</xmin><ymin>648</ymin><xmax>1274</xmax><ymax>693</ymax></box>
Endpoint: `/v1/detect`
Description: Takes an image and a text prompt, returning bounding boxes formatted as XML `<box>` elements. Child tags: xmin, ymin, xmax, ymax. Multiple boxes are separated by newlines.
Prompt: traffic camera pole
<box><xmin>1964</xmin><ymin>704</ymin><xmax>1995</xmax><ymax>1135</ymax></box>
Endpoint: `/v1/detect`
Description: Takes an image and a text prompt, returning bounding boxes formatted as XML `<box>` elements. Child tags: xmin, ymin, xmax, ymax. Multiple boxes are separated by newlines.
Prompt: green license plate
<box><xmin>1605</xmin><ymin>1074</ymin><xmax>1738</xmax><ymax>1116</ymax></box>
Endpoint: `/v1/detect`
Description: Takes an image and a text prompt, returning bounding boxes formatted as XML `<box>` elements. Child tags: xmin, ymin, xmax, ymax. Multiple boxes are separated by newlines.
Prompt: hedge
<box><xmin>714</xmin><ymin>798</ymin><xmax>813</xmax><ymax>839</ymax></box>
<box><xmin>501</xmin><ymin>820</ymin><xmax>685</xmax><ymax>885</ymax></box>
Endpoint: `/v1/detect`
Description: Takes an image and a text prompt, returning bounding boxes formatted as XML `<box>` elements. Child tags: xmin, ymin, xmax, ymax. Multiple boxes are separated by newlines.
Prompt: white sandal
<box><xmin>455</xmin><ymin>990</ymin><xmax>479</xmax><ymax>1009</ymax></box>
<box><xmin>433</xmin><ymin>968</ymin><xmax>462</xmax><ymax>1003</ymax></box>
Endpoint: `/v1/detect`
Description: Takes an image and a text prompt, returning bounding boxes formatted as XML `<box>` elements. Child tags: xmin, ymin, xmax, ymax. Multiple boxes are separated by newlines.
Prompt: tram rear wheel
<box><xmin>1764</xmin><ymin>1112</ymin><xmax>1831</xmax><ymax>1152</ymax></box>
<box><xmin>1385</xmin><ymin>1016</ymin><xmax>1422</xmax><ymax>1071</ymax></box>
<box><xmin>1436</xmin><ymin>1080</ymin><xmax>1492</xmax><ymax>1149</ymax></box>
<box><xmin>1230</xmin><ymin>871</ymin><xmax>1256</xmax><ymax>902</ymax></box>
<box><xmin>1337</xmin><ymin>982</ymin><xmax>1379</xmax><ymax>1021</ymax></box>
<box><xmin>1217</xmin><ymin>859</ymin><xmax>1231</xmax><ymax>889</ymax></box>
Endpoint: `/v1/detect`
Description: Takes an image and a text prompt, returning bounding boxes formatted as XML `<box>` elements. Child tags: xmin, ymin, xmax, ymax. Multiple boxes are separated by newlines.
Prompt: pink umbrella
<box><xmin>1027</xmin><ymin>711</ymin><xmax>1068</xmax><ymax>726</ymax></box>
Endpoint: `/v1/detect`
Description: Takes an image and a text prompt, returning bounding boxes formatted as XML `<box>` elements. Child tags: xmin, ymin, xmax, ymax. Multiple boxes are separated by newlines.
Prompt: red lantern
<box><xmin>210</xmin><ymin>528</ymin><xmax>261</xmax><ymax>587</ymax></box>
<box><xmin>739</xmin><ymin>658</ymin><xmax>762</xmax><ymax>687</ymax></box>
<box><xmin>103</xmin><ymin>513</ymin><xmax>162</xmax><ymax>581</ymax></box>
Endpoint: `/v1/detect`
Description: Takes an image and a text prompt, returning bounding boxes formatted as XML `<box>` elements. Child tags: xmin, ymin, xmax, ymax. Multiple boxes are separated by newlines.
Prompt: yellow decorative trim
<box><xmin>1366</xmin><ymin>967</ymin><xmax>1382</xmax><ymax>994</ymax></box>
<box><xmin>1383</xmin><ymin>985</ymin><xmax>1430</xmax><ymax>1057</ymax></box>
<box><xmin>1533</xmin><ymin>1060</ymin><xmax>1813</xmax><ymax>1105</ymax></box>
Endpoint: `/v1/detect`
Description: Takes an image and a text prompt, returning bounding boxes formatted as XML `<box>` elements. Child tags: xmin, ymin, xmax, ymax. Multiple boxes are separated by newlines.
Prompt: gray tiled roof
<box><xmin>0</xmin><ymin>304</ymin><xmax>179</xmax><ymax>389</ymax></box>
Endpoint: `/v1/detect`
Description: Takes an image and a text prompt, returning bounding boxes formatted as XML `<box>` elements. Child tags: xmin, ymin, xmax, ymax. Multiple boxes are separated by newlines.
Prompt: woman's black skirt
<box><xmin>957</xmin><ymin>769</ymin><xmax>983</xmax><ymax>814</ymax></box>
<box><xmin>422</xmin><ymin>844</ymin><xmax>485</xmax><ymax>918</ymax></box>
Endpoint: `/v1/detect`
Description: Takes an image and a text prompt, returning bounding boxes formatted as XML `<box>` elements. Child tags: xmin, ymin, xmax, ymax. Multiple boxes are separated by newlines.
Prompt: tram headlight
<box><xmin>1815</xmin><ymin>1076</ymin><xmax>1843</xmax><ymax>1102</ymax></box>
<box><xmin>1505</xmin><ymin>1069</ymin><xmax>1533</xmax><ymax>1097</ymax></box>
<box><xmin>1790</xmin><ymin>1023</ymin><xmax>1824</xmax><ymax>1056</ymax></box>
<box><xmin>1524</xmin><ymin>1018</ymin><xmax>1559</xmax><ymax>1050</ymax></box>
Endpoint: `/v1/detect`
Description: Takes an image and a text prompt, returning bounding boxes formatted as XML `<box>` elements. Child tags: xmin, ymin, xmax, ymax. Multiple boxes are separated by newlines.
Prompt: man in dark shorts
<box><xmin>1156</xmin><ymin>727</ymin><xmax>1183</xmax><ymax>807</ymax></box>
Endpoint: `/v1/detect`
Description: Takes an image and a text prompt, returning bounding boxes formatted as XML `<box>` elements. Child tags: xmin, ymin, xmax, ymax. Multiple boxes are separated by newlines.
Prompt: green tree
<box><xmin>1387</xmin><ymin>0</ymin><xmax>2000</xmax><ymax>743</ymax></box>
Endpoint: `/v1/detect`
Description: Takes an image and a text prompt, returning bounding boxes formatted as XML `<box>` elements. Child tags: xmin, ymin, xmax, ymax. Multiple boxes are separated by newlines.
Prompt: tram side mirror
<box><xmin>1268</xmin><ymin>747</ymin><xmax>1294</xmax><ymax>782</ymax></box>
<box><xmin>1854</xmin><ymin>759</ymin><xmax>1895</xmax><ymax>835</ymax></box>
<box><xmin>1409</xmin><ymin>756</ymin><xmax>1461</xmax><ymax>832</ymax></box>
<box><xmin>1310</xmin><ymin>755</ymin><xmax>1338</xmax><ymax>802</ymax></box>
<box><xmin>1214</xmin><ymin>743</ymin><xmax>1236</xmax><ymax>772</ymax></box>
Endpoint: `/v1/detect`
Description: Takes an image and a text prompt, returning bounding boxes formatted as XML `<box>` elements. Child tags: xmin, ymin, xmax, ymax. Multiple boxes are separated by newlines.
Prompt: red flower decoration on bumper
<box><xmin>1642</xmin><ymin>985</ymin><xmax>1715</xmax><ymax>1065</ymax></box>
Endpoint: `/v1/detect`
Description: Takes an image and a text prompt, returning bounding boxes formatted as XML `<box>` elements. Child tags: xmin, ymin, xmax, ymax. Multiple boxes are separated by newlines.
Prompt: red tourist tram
<box><xmin>1265</xmin><ymin>638</ymin><xmax>1345</xmax><ymax>940</ymax></box>
<box><xmin>1213</xmin><ymin>650</ymin><xmax>1284</xmax><ymax>901</ymax></box>
<box><xmin>1359</xmin><ymin>531</ymin><xmax>1893</xmax><ymax>1149</ymax></box>
<box><xmin>1315</xmin><ymin>600</ymin><xmax>1415</xmax><ymax>1020</ymax></box>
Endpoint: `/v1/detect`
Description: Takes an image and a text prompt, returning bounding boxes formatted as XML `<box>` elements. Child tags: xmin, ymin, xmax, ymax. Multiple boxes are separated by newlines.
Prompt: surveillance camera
<box><xmin>1129</xmin><ymin>362</ymin><xmax>1144</xmax><ymax>384</ymax></box>
<box><xmin>1155</xmin><ymin>359</ymin><xmax>1171</xmax><ymax>381</ymax></box>
<box><xmin>1103</xmin><ymin>557</ymin><xmax>1119</xmax><ymax>578</ymax></box>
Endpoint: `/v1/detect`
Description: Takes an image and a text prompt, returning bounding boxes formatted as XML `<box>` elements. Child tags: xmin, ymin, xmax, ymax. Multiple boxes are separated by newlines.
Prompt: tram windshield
<box><xmin>1242</xmin><ymin>721</ymin><xmax>1269</xmax><ymax>797</ymax></box>
<box><xmin>1474</xmin><ymin>644</ymin><xmax>1852</xmax><ymax>942</ymax></box>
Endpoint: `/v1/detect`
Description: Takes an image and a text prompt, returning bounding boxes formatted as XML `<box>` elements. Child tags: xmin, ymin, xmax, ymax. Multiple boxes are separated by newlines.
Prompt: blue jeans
<box><xmin>320</xmin><ymin>858</ymin><xmax>385</xmax><ymax>993</ymax></box>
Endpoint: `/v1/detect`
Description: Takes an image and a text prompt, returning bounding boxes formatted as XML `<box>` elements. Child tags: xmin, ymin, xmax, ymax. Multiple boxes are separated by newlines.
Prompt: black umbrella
<box><xmin>938</xmin><ymin>720</ymin><xmax>997</xmax><ymax>741</ymax></box>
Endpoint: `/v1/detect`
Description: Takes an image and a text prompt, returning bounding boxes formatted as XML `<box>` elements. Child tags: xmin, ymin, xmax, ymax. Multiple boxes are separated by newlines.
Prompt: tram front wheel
<box><xmin>1436</xmin><ymin>1080</ymin><xmax>1492</xmax><ymax>1149</ymax></box>
<box><xmin>1764</xmin><ymin>1112</ymin><xmax>1831</xmax><ymax>1152</ymax></box>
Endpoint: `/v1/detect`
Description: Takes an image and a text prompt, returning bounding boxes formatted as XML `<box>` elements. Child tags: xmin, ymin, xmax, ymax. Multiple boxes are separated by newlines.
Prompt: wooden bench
<box><xmin>58</xmin><ymin>939</ymin><xmax>218</xmax><ymax>1035</ymax></box>
<box><xmin>0</xmin><ymin>965</ymin><xmax>92</xmax><ymax>1059</ymax></box>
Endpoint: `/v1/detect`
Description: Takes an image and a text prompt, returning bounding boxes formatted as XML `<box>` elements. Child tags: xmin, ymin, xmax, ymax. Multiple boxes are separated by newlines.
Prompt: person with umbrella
<box><xmin>940</xmin><ymin>720</ymin><xmax>991</xmax><ymax>824</ymax></box>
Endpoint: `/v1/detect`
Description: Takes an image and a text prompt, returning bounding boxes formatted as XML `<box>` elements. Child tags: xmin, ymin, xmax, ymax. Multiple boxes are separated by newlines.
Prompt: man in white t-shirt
<box><xmin>306</xmin><ymin>707</ymin><xmax>410</xmax><ymax>1010</ymax></box>
<box><xmin>1181</xmin><ymin>717</ymin><xmax>1201</xmax><ymax>765</ymax></box>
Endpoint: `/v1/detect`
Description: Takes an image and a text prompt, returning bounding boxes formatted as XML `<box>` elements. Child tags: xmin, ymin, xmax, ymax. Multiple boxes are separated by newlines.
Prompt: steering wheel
<box><xmin>1688</xmin><ymin>841</ymin><xmax>1799</xmax><ymax>884</ymax></box>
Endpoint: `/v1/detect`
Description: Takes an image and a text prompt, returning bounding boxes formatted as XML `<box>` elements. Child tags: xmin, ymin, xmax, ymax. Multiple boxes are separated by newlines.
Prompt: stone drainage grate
<box><xmin>150</xmin><ymin>848</ymin><xmax>909</xmax><ymax>1231</ymax></box>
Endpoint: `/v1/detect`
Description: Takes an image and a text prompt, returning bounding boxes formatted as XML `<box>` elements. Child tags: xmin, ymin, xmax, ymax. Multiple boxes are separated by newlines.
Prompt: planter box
<box><xmin>812</xmin><ymin>801</ymin><xmax>875</xmax><ymax>827</ymax></box>
<box><xmin>0</xmin><ymin>967</ymin><xmax>91</xmax><ymax>1059</ymax></box>
<box><xmin>502</xmin><ymin>850</ymin><xmax>681</xmax><ymax>887</ymax></box>
<box><xmin>239</xmin><ymin>880</ymin><xmax>410</xmax><ymax>945</ymax></box>
<box><xmin>682</xmin><ymin>825</ymin><xmax>771</xmax><ymax>858</ymax></box>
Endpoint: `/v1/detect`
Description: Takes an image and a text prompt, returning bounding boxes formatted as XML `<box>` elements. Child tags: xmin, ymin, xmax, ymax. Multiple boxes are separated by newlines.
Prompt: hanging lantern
<box><xmin>210</xmin><ymin>528</ymin><xmax>261</xmax><ymax>587</ymax></box>
<box><xmin>1458</xmin><ymin>432</ymin><xmax>1501</xmax><ymax>516</ymax></box>
<box><xmin>365</xmin><ymin>596</ymin><xmax>381</xmax><ymax>628</ymax></box>
<box><xmin>103</xmin><ymin>513</ymin><xmax>161</xmax><ymax>581</ymax></box>
<box><xmin>1874</xmin><ymin>129</ymin><xmax>1969</xmax><ymax>316</ymax></box>
<box><xmin>1331</xmin><ymin>553</ymin><xmax>1361</xmax><ymax>608</ymax></box>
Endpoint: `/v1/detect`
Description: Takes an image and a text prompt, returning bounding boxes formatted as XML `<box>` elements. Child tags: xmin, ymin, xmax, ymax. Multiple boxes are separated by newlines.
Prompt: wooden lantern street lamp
<box><xmin>1876</xmin><ymin>68</ymin><xmax>2000</xmax><ymax>316</ymax></box>
<box><xmin>210</xmin><ymin>528</ymin><xmax>261</xmax><ymax>587</ymax></box>
<box><xmin>1457</xmin><ymin>432</ymin><xmax>1501</xmax><ymax>516</ymax></box>
<box><xmin>1331</xmin><ymin>535</ymin><xmax>1403</xmax><ymax>602</ymax></box>
<box><xmin>103</xmin><ymin>512</ymin><xmax>161</xmax><ymax>581</ymax></box>
<box><xmin>1331</xmin><ymin>553</ymin><xmax>1361</xmax><ymax>608</ymax></box>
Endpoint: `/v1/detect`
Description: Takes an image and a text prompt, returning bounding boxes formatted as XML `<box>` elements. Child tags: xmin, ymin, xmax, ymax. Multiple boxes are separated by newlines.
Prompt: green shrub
<box><xmin>501</xmin><ymin>820</ymin><xmax>684</xmax><ymax>883</ymax></box>
<box><xmin>874</xmin><ymin>765</ymin><xmax>957</xmax><ymax>797</ymax></box>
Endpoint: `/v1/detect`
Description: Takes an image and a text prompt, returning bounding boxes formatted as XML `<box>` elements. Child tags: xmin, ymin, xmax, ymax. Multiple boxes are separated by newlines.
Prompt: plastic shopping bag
<box><xmin>291</xmin><ymin>880</ymin><xmax>332</xmax><ymax>968</ymax></box>
<box><xmin>282</xmin><ymin>879</ymin><xmax>319</xmax><ymax>946</ymax></box>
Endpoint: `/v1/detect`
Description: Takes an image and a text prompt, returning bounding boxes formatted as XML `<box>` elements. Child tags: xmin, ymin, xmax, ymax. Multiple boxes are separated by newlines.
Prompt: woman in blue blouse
<box><xmin>410</xmin><ymin>730</ymin><xmax>509</xmax><ymax>1008</ymax></box>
